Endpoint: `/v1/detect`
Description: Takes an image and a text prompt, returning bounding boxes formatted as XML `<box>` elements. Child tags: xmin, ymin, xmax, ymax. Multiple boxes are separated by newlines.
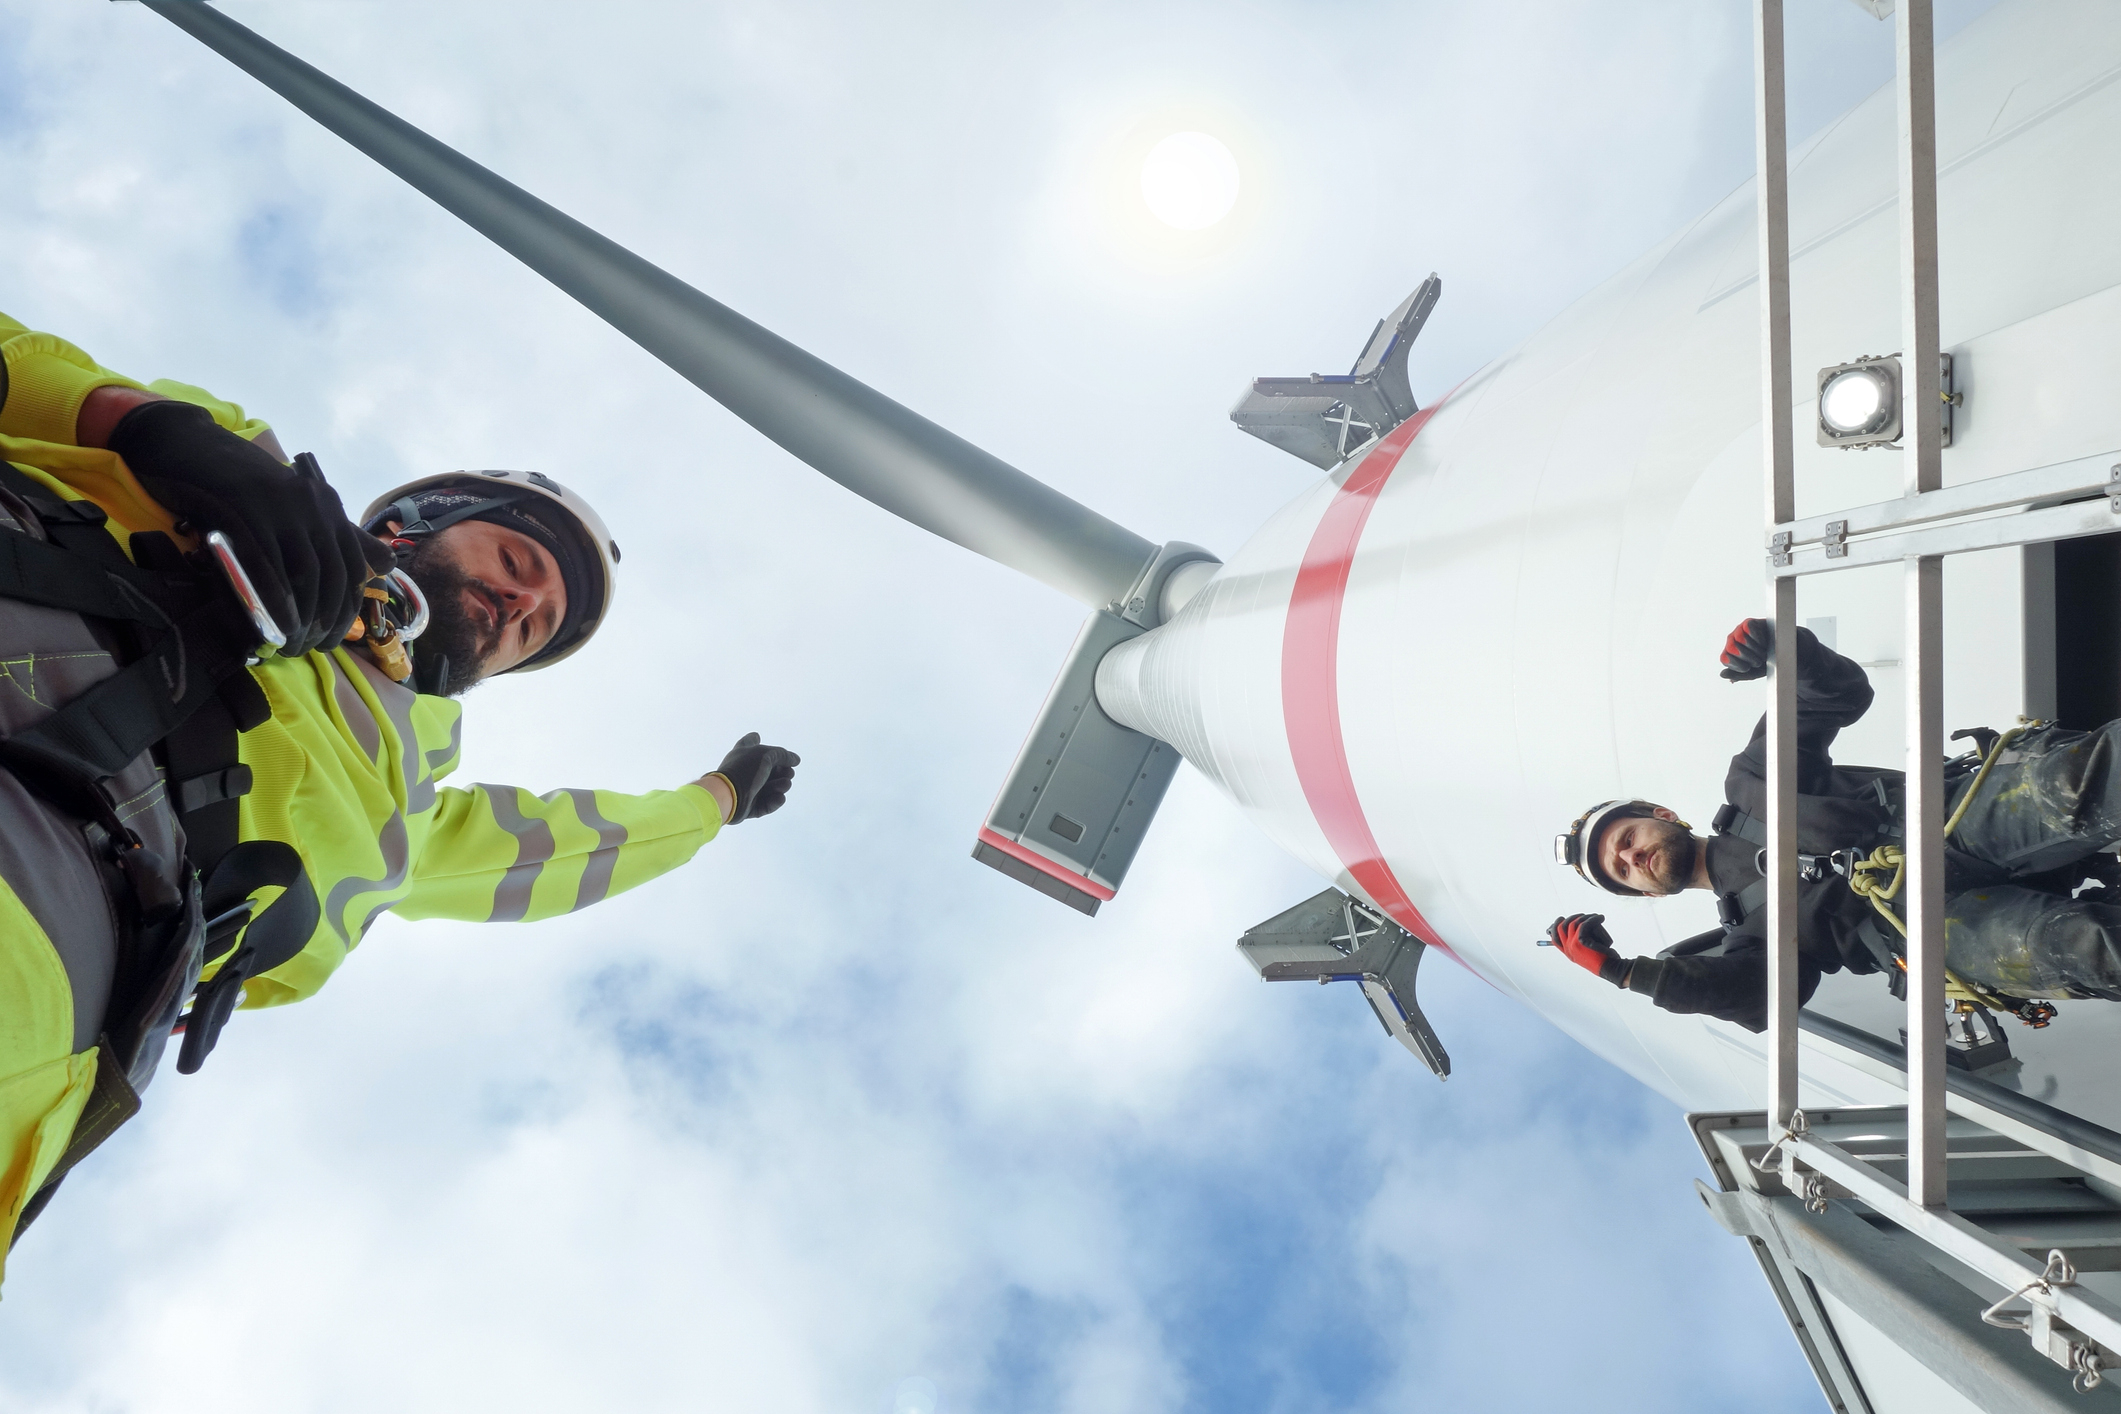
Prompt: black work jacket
<box><xmin>1626</xmin><ymin>630</ymin><xmax>1899</xmax><ymax>1033</ymax></box>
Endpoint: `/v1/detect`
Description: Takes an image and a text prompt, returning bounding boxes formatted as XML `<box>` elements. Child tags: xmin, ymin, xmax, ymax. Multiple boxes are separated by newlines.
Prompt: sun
<box><xmin>1138</xmin><ymin>131</ymin><xmax>1240</xmax><ymax>230</ymax></box>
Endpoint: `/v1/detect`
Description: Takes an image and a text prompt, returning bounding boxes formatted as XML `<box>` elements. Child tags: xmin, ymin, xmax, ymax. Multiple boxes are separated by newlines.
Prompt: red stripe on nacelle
<box><xmin>975</xmin><ymin>827</ymin><xmax>1119</xmax><ymax>901</ymax></box>
<box><xmin>1281</xmin><ymin>404</ymin><xmax>1455</xmax><ymax>958</ymax></box>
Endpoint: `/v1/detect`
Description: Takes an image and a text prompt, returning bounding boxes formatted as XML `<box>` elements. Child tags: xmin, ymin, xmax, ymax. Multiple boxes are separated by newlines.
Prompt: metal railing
<box><xmin>1754</xmin><ymin>0</ymin><xmax>2121</xmax><ymax>1382</ymax></box>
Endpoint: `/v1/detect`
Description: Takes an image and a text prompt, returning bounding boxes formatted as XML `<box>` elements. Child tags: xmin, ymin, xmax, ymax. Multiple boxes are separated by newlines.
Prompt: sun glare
<box><xmin>1139</xmin><ymin>131</ymin><xmax>1240</xmax><ymax>230</ymax></box>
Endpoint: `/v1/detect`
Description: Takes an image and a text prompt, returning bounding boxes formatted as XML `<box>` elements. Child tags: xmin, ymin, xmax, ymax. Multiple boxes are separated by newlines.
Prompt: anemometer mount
<box><xmin>1229</xmin><ymin>275</ymin><xmax>1441</xmax><ymax>471</ymax></box>
<box><xmin>1237</xmin><ymin>888</ymin><xmax>1451</xmax><ymax>1079</ymax></box>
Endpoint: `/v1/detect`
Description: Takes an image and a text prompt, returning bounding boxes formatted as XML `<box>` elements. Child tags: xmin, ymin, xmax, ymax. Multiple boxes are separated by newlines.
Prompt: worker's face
<box><xmin>401</xmin><ymin>521</ymin><xmax>569</xmax><ymax>691</ymax></box>
<box><xmin>1596</xmin><ymin>807</ymin><xmax>1696</xmax><ymax>896</ymax></box>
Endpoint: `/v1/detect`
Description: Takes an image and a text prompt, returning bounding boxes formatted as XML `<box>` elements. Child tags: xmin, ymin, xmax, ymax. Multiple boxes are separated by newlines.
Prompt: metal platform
<box><xmin>1694</xmin><ymin>1105</ymin><xmax>2121</xmax><ymax>1410</ymax></box>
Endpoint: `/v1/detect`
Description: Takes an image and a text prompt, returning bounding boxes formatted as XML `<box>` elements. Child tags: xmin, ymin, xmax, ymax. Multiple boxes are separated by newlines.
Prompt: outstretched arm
<box><xmin>1541</xmin><ymin>915</ymin><xmax>1820</xmax><ymax>1034</ymax></box>
<box><xmin>1622</xmin><ymin>937</ymin><xmax>1822</xmax><ymax>1034</ymax></box>
<box><xmin>398</xmin><ymin>779</ymin><xmax>726</xmax><ymax>926</ymax></box>
<box><xmin>1721</xmin><ymin>618</ymin><xmax>1874</xmax><ymax>792</ymax></box>
<box><xmin>397</xmin><ymin>733</ymin><xmax>800</xmax><ymax>927</ymax></box>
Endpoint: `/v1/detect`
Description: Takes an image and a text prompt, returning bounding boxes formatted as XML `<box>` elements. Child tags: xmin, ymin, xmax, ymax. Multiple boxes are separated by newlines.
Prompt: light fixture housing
<box><xmin>1815</xmin><ymin>352</ymin><xmax>1956</xmax><ymax>449</ymax></box>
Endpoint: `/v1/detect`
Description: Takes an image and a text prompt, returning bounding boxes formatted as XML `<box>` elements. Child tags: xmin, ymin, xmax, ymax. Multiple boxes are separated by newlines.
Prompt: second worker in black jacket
<box><xmin>1543</xmin><ymin>618</ymin><xmax>2121</xmax><ymax>1032</ymax></box>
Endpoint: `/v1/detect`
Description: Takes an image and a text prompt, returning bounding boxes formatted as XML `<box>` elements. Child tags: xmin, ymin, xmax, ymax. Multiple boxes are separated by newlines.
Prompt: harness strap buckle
<box><xmin>176</xmin><ymin>945</ymin><xmax>253</xmax><ymax>1075</ymax></box>
<box><xmin>174</xmin><ymin>764</ymin><xmax>253</xmax><ymax>816</ymax></box>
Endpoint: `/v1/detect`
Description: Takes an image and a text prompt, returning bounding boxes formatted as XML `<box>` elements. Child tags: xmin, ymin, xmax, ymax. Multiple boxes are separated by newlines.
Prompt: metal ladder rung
<box><xmin>1778</xmin><ymin>483</ymin><xmax>2121</xmax><ymax>574</ymax></box>
<box><xmin>1771</xmin><ymin>452</ymin><xmax>2121</xmax><ymax>576</ymax></box>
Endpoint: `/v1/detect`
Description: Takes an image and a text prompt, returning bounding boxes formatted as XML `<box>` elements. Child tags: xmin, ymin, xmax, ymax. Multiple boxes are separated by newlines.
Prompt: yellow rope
<box><xmin>1842</xmin><ymin>724</ymin><xmax>2032</xmax><ymax>1012</ymax></box>
<box><xmin>1943</xmin><ymin>723</ymin><xmax>2027</xmax><ymax>838</ymax></box>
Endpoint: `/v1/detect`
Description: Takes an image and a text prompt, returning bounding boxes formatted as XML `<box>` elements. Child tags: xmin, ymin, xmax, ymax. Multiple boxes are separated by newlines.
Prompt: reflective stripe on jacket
<box><xmin>0</xmin><ymin>312</ymin><xmax>722</xmax><ymax>1010</ymax></box>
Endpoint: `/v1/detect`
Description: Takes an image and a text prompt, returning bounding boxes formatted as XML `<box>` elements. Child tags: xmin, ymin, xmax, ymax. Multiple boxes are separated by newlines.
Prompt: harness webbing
<box><xmin>0</xmin><ymin>463</ymin><xmax>309</xmax><ymax>1068</ymax></box>
<box><xmin>0</xmin><ymin>469</ymin><xmax>260</xmax><ymax>834</ymax></box>
<box><xmin>0</xmin><ymin>457</ymin><xmax>335</xmax><ymax>1242</ymax></box>
<box><xmin>1708</xmin><ymin>805</ymin><xmax>1769</xmax><ymax>925</ymax></box>
<box><xmin>1712</xmin><ymin>803</ymin><xmax>1767</xmax><ymax>846</ymax></box>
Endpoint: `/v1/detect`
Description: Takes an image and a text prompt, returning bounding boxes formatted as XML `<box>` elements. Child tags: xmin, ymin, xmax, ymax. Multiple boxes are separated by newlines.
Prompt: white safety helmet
<box><xmin>1555</xmin><ymin>798</ymin><xmax>1664</xmax><ymax>897</ymax></box>
<box><xmin>361</xmin><ymin>469</ymin><xmax>619</xmax><ymax>678</ymax></box>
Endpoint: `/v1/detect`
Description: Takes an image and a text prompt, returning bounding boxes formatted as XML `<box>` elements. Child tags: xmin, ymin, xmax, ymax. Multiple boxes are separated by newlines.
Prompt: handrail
<box><xmin>1799</xmin><ymin>1011</ymin><xmax>2121</xmax><ymax>1174</ymax></box>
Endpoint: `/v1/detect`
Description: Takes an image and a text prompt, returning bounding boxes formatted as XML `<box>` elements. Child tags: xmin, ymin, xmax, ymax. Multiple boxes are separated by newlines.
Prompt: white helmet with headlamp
<box><xmin>1554</xmin><ymin>798</ymin><xmax>1666</xmax><ymax>898</ymax></box>
<box><xmin>361</xmin><ymin>469</ymin><xmax>620</xmax><ymax>692</ymax></box>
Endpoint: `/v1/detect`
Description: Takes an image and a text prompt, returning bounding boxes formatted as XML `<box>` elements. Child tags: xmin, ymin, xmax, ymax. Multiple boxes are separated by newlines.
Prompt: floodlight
<box><xmin>1815</xmin><ymin>352</ymin><xmax>1957</xmax><ymax>449</ymax></box>
<box><xmin>1816</xmin><ymin>356</ymin><xmax>1901</xmax><ymax>447</ymax></box>
<box><xmin>1821</xmin><ymin>367</ymin><xmax>1890</xmax><ymax>434</ymax></box>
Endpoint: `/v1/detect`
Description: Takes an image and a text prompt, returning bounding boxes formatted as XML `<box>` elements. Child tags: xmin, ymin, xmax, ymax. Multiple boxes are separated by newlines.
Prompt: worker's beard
<box><xmin>399</xmin><ymin>541</ymin><xmax>501</xmax><ymax>698</ymax></box>
<box><xmin>1634</xmin><ymin>819</ymin><xmax>1699</xmax><ymax>896</ymax></box>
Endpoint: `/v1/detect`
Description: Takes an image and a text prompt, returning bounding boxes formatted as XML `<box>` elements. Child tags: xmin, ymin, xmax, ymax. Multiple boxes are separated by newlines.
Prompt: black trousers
<box><xmin>1946</xmin><ymin>722</ymin><xmax>2121</xmax><ymax>1001</ymax></box>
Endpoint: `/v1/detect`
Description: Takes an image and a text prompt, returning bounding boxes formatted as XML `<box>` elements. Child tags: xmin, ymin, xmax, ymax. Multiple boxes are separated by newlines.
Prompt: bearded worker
<box><xmin>1542</xmin><ymin>618</ymin><xmax>2121</xmax><ymax>1033</ymax></box>
<box><xmin>0</xmin><ymin>310</ymin><xmax>798</xmax><ymax>1279</ymax></box>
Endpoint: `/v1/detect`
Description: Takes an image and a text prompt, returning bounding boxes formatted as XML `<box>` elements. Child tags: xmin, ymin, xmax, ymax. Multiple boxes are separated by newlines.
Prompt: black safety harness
<box><xmin>1694</xmin><ymin>757</ymin><xmax>2086</xmax><ymax>1006</ymax></box>
<box><xmin>1705</xmin><ymin>801</ymin><xmax>1856</xmax><ymax>930</ymax></box>
<box><xmin>0</xmin><ymin>465</ymin><xmax>321</xmax><ymax>1080</ymax></box>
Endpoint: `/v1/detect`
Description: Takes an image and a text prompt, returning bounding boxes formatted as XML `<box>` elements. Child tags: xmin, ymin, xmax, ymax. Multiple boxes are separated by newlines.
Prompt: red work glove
<box><xmin>1719</xmin><ymin>617</ymin><xmax>1772</xmax><ymax>681</ymax></box>
<box><xmin>1544</xmin><ymin>913</ymin><xmax>1629</xmax><ymax>985</ymax></box>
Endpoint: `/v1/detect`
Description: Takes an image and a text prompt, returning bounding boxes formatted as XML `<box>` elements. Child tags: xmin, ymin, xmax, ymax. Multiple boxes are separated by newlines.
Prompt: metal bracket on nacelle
<box><xmin>1229</xmin><ymin>274</ymin><xmax>1441</xmax><ymax>470</ymax></box>
<box><xmin>1237</xmin><ymin>889</ymin><xmax>1450</xmax><ymax>1079</ymax></box>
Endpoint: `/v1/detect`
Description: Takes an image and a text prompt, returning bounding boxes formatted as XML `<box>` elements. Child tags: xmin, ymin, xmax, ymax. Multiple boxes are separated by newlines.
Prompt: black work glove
<box><xmin>1718</xmin><ymin>616</ymin><xmax>1772</xmax><ymax>681</ymax></box>
<box><xmin>107</xmin><ymin>400</ymin><xmax>393</xmax><ymax>656</ymax></box>
<box><xmin>708</xmin><ymin>732</ymin><xmax>800</xmax><ymax>824</ymax></box>
<box><xmin>1543</xmin><ymin>913</ymin><xmax>1630</xmax><ymax>986</ymax></box>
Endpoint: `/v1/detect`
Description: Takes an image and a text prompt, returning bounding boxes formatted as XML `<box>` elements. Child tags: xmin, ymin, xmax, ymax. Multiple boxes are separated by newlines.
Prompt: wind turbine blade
<box><xmin>139</xmin><ymin>0</ymin><xmax>1157</xmax><ymax>608</ymax></box>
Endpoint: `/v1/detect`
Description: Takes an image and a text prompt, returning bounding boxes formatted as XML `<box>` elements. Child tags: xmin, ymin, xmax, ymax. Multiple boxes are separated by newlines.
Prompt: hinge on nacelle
<box><xmin>1229</xmin><ymin>275</ymin><xmax>1441</xmax><ymax>470</ymax></box>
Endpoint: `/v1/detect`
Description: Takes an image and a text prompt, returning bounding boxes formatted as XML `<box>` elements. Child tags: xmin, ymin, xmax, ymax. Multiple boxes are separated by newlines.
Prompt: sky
<box><xmin>0</xmin><ymin>2</ymin><xmax>2000</xmax><ymax>1411</ymax></box>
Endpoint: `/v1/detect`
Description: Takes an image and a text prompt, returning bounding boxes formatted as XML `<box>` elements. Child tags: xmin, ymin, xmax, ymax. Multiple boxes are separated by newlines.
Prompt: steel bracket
<box><xmin>1982</xmin><ymin>1250</ymin><xmax>2118</xmax><ymax>1392</ymax></box>
<box><xmin>1236</xmin><ymin>888</ymin><xmax>1450</xmax><ymax>1078</ymax></box>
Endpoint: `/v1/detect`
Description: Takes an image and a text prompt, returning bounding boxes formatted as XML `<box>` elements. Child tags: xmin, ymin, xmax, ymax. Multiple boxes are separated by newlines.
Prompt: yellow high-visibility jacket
<box><xmin>0</xmin><ymin>313</ymin><xmax>723</xmax><ymax>1010</ymax></box>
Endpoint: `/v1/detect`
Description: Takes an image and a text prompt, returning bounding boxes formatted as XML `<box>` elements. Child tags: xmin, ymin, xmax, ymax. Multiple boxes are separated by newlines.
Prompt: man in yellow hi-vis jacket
<box><xmin>0</xmin><ymin>310</ymin><xmax>799</xmax><ymax>1285</ymax></box>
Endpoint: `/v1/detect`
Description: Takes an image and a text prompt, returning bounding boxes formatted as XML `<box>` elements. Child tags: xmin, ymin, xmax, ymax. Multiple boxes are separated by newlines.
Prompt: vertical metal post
<box><xmin>1755</xmin><ymin>0</ymin><xmax>1800</xmax><ymax>1130</ymax></box>
<box><xmin>1897</xmin><ymin>0</ymin><xmax>1949</xmax><ymax>1210</ymax></box>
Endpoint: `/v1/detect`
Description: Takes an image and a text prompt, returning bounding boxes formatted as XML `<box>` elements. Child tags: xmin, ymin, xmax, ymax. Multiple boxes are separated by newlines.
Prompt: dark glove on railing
<box><xmin>107</xmin><ymin>400</ymin><xmax>392</xmax><ymax>656</ymax></box>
